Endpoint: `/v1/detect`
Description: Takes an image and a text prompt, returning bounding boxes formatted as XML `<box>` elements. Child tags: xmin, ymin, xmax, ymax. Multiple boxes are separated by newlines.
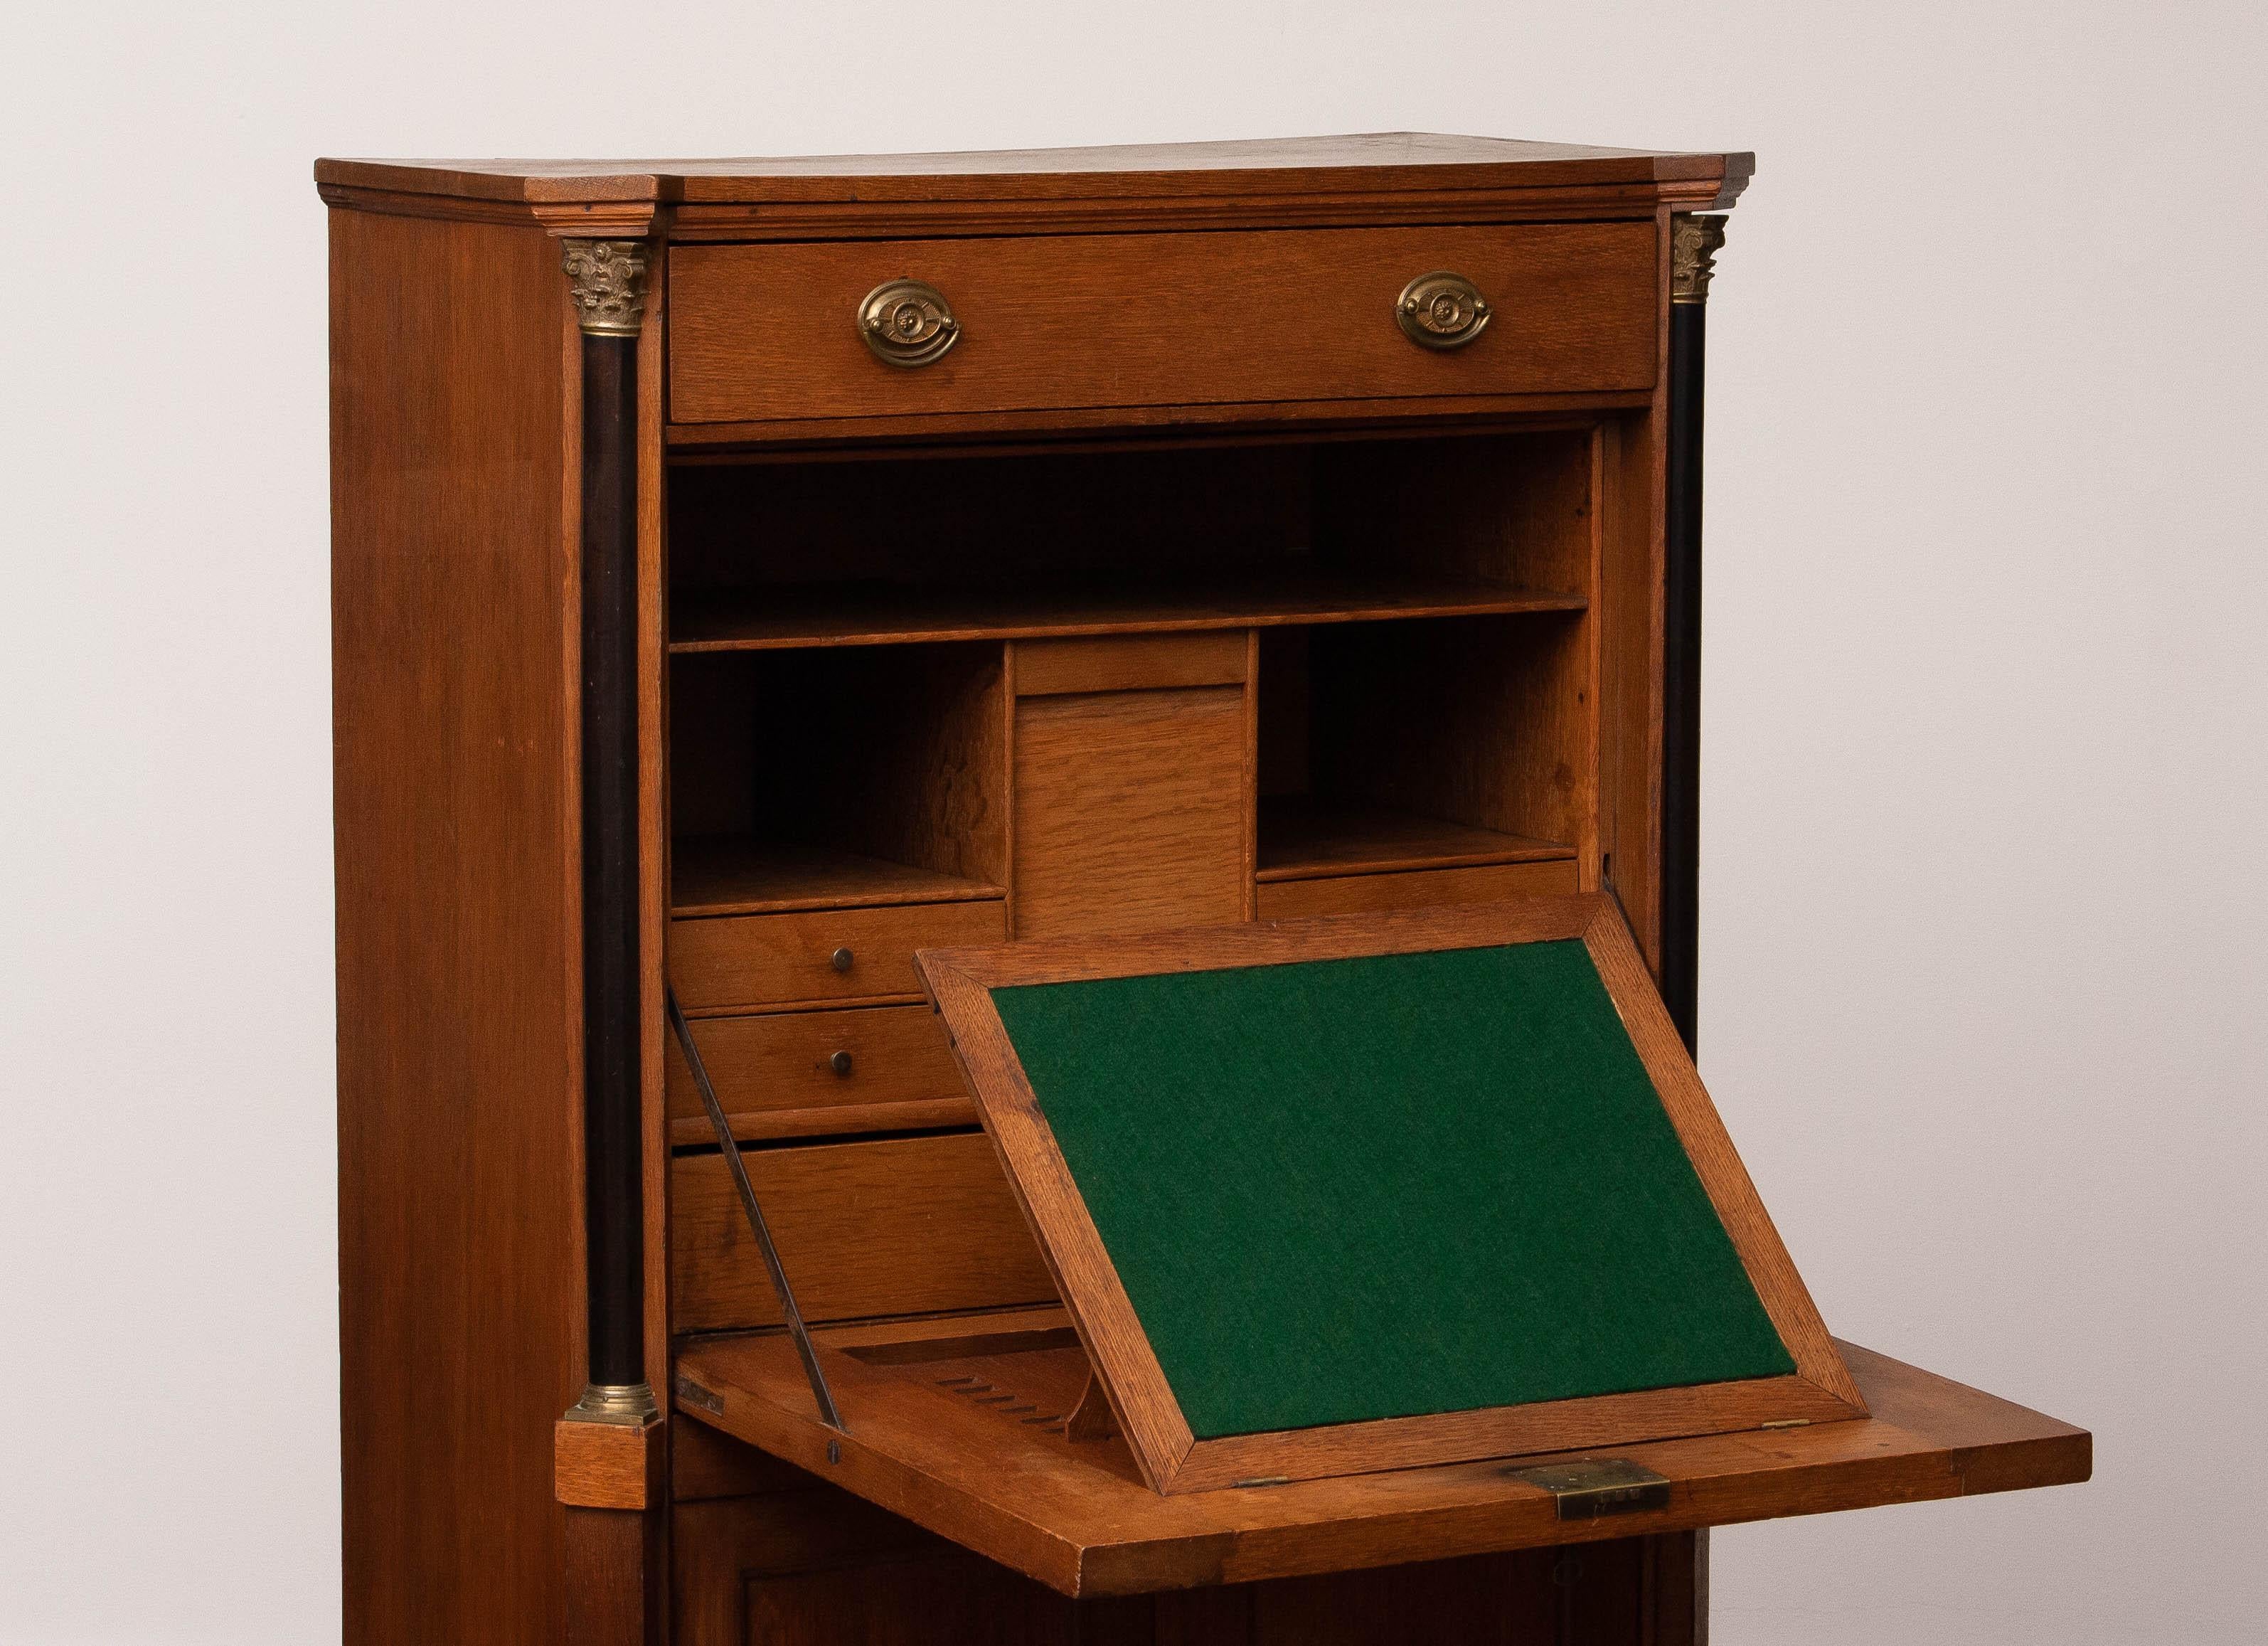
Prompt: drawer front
<box><xmin>669</xmin><ymin>222</ymin><xmax>1656</xmax><ymax>427</ymax></box>
<box><xmin>1257</xmin><ymin>858</ymin><xmax>1580</xmax><ymax>920</ymax></box>
<box><xmin>671</xmin><ymin>1132</ymin><xmax>1055</xmax><ymax>1332</ymax></box>
<box><xmin>665</xmin><ymin>1004</ymin><xmax>971</xmax><ymax>1144</ymax></box>
<box><xmin>671</xmin><ymin>898</ymin><xmax>1007</xmax><ymax>1012</ymax></box>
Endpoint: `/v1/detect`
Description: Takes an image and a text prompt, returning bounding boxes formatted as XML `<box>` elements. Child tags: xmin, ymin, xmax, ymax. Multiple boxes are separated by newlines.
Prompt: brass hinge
<box><xmin>1509</xmin><ymin>1458</ymin><xmax>1671</xmax><ymax>1522</ymax></box>
<box><xmin>674</xmin><ymin>1374</ymin><xmax>724</xmax><ymax>1418</ymax></box>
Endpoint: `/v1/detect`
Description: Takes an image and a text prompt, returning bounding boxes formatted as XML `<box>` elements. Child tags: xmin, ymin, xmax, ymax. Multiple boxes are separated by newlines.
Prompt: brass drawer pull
<box><xmin>858</xmin><ymin>280</ymin><xmax>960</xmax><ymax>367</ymax></box>
<box><xmin>829</xmin><ymin>1050</ymin><xmax>854</xmax><ymax>1077</ymax></box>
<box><xmin>1395</xmin><ymin>271</ymin><xmax>1491</xmax><ymax>350</ymax></box>
<box><xmin>830</xmin><ymin>946</ymin><xmax>855</xmax><ymax>972</ymax></box>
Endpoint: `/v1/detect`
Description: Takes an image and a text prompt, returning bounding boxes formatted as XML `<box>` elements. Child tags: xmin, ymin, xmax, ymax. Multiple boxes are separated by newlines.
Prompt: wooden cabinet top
<box><xmin>314</xmin><ymin>132</ymin><xmax>1751</xmax><ymax>233</ymax></box>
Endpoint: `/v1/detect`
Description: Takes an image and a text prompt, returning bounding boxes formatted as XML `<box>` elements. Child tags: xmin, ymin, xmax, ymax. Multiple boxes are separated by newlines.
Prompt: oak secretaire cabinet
<box><xmin>320</xmin><ymin>136</ymin><xmax>2087</xmax><ymax>1646</ymax></box>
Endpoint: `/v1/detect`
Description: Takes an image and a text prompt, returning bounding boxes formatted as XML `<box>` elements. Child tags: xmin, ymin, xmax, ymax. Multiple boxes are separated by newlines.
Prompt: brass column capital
<box><xmin>561</xmin><ymin>240</ymin><xmax>651</xmax><ymax>336</ymax></box>
<box><xmin>1671</xmin><ymin>215</ymin><xmax>1728</xmax><ymax>306</ymax></box>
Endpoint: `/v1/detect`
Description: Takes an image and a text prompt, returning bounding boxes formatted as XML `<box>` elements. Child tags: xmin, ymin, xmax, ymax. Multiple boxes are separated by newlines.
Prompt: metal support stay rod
<box><xmin>666</xmin><ymin>986</ymin><xmax>846</xmax><ymax>1433</ymax></box>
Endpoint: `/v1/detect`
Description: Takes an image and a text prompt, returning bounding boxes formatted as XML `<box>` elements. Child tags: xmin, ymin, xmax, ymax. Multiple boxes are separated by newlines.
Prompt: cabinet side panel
<box><xmin>1602</xmin><ymin>408</ymin><xmax>1666</xmax><ymax>972</ymax></box>
<box><xmin>330</xmin><ymin>208</ymin><xmax>577</xmax><ymax>1646</ymax></box>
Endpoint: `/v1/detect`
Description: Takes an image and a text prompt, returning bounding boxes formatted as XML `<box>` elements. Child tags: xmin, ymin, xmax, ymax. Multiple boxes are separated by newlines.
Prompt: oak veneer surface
<box><xmin>671</xmin><ymin>898</ymin><xmax>1007</xmax><ymax>1012</ymax></box>
<box><xmin>671</xmin><ymin>837</ymin><xmax>1001</xmax><ymax>916</ymax></box>
<box><xmin>668</xmin><ymin>574</ymin><xmax>1585</xmax><ymax>654</ymax></box>
<box><xmin>665</xmin><ymin>1004</ymin><xmax>971</xmax><ymax>1145</ymax></box>
<box><xmin>674</xmin><ymin>1324</ymin><xmax>2089</xmax><ymax>1598</ymax></box>
<box><xmin>316</xmin><ymin>132</ymin><xmax>1753</xmax><ymax>206</ymax></box>
<box><xmin>669</xmin><ymin>223</ymin><xmax>1656</xmax><ymax>425</ymax></box>
<box><xmin>1011</xmin><ymin>686</ymin><xmax>1250</xmax><ymax>940</ymax></box>
<box><xmin>1255</xmin><ymin>859</ymin><xmax>1581</xmax><ymax>920</ymax></box>
<box><xmin>1255</xmin><ymin>799</ymin><xmax>1572</xmax><ymax>879</ymax></box>
<box><xmin>330</xmin><ymin>208</ymin><xmax>577</xmax><ymax>1646</ymax></box>
<box><xmin>670</xmin><ymin>1132</ymin><xmax>1057</xmax><ymax>1332</ymax></box>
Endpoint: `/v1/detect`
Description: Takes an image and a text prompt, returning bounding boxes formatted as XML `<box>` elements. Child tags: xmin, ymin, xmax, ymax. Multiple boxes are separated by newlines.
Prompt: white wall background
<box><xmin>4</xmin><ymin>2</ymin><xmax>2262</xmax><ymax>1640</ymax></box>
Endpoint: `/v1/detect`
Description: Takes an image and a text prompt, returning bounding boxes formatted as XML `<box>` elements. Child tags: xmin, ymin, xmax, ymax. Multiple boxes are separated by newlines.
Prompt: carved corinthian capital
<box><xmin>1670</xmin><ymin>215</ymin><xmax>1728</xmax><ymax>306</ymax></box>
<box><xmin>561</xmin><ymin>240</ymin><xmax>650</xmax><ymax>336</ymax></box>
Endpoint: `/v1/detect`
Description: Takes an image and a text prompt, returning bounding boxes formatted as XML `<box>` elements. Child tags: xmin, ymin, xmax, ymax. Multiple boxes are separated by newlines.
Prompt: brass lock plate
<box><xmin>1508</xmin><ymin>1457</ymin><xmax>1671</xmax><ymax>1521</ymax></box>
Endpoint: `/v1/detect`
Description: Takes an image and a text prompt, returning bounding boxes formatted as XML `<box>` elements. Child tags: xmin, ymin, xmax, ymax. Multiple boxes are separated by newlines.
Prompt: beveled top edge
<box><xmin>314</xmin><ymin>132</ymin><xmax>1752</xmax><ymax>208</ymax></box>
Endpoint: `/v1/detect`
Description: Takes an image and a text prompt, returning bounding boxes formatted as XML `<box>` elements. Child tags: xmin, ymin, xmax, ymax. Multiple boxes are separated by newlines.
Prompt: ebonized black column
<box><xmin>1661</xmin><ymin>214</ymin><xmax>1726</xmax><ymax>1059</ymax></box>
<box><xmin>560</xmin><ymin>240</ymin><xmax>655</xmax><ymax>1423</ymax></box>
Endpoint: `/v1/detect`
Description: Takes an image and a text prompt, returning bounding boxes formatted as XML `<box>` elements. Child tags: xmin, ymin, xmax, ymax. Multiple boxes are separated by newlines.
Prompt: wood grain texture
<box><xmin>663</xmin><ymin>391</ymin><xmax>1654</xmax><ymax>451</ymax></box>
<box><xmin>669</xmin><ymin>1132</ymin><xmax>1057</xmax><ymax>1332</ymax></box>
<box><xmin>669</xmin><ymin>1418</ymin><xmax>813</xmax><ymax>1503</ymax></box>
<box><xmin>1255</xmin><ymin>798</ymin><xmax>1572</xmax><ymax>879</ymax></box>
<box><xmin>667</xmin><ymin>643</ymin><xmax>1008</xmax><ymax>889</ymax></box>
<box><xmin>563</xmin><ymin>1507</ymin><xmax>662</xmax><ymax>1646</ymax></box>
<box><xmin>671</xmin><ymin>839</ymin><xmax>1002</xmax><ymax>917</ymax></box>
<box><xmin>665</xmin><ymin>1003</ymin><xmax>971</xmax><ymax>1145</ymax></box>
<box><xmin>1312</xmin><ymin>426</ymin><xmax>1599</xmax><ymax>597</ymax></box>
<box><xmin>1599</xmin><ymin>289</ymin><xmax>1671</xmax><ymax>969</ymax></box>
<box><xmin>669</xmin><ymin>1327</ymin><xmax>1685</xmax><ymax>1641</ymax></box>
<box><xmin>673</xmin><ymin>1323</ymin><xmax>2089</xmax><ymax>1597</ymax></box>
<box><xmin>1311</xmin><ymin>611</ymin><xmax>1594</xmax><ymax>856</ymax></box>
<box><xmin>1577</xmin><ymin>903</ymin><xmax>1865</xmax><ymax>1412</ymax></box>
<box><xmin>669</xmin><ymin>224</ymin><xmax>1656</xmax><ymax>425</ymax></box>
<box><xmin>330</xmin><ymin>206</ymin><xmax>580</xmax><ymax>1646</ymax></box>
<box><xmin>671</xmin><ymin>573</ymin><xmax>1584</xmax><ymax>654</ymax></box>
<box><xmin>318</xmin><ymin>133</ymin><xmax>1750</xmax><ymax>205</ymax></box>
<box><xmin>1011</xmin><ymin>687</ymin><xmax>1250</xmax><ymax>940</ymax></box>
<box><xmin>670</xmin><ymin>899</ymin><xmax>1006</xmax><ymax>1012</ymax></box>
<box><xmin>556</xmin><ymin>1417</ymin><xmax>664</xmax><ymax>1510</ymax></box>
<box><xmin>918</xmin><ymin>898</ymin><xmax>1859</xmax><ymax>1491</ymax></box>
<box><xmin>634</xmin><ymin>223</ymin><xmax>674</xmax><ymax>1576</ymax></box>
<box><xmin>671</xmin><ymin>1490</ymin><xmax>941</xmax><ymax>1646</ymax></box>
<box><xmin>1255</xmin><ymin>859</ymin><xmax>1580</xmax><ymax>919</ymax></box>
<box><xmin>1013</xmin><ymin>632</ymin><xmax>1250</xmax><ymax>696</ymax></box>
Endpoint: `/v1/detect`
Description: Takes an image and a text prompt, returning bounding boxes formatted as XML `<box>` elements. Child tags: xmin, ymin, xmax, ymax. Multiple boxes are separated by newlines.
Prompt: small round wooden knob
<box><xmin>858</xmin><ymin>280</ymin><xmax>960</xmax><ymax>367</ymax></box>
<box><xmin>1395</xmin><ymin>271</ymin><xmax>1491</xmax><ymax>350</ymax></box>
<box><xmin>829</xmin><ymin>1050</ymin><xmax>854</xmax><ymax>1078</ymax></box>
<box><xmin>830</xmin><ymin>947</ymin><xmax>855</xmax><ymax>972</ymax></box>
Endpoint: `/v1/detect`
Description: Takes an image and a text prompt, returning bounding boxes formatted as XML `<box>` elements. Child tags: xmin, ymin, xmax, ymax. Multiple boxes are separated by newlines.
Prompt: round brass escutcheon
<box><xmin>857</xmin><ymin>279</ymin><xmax>960</xmax><ymax>367</ymax></box>
<box><xmin>1395</xmin><ymin>270</ymin><xmax>1491</xmax><ymax>351</ymax></box>
<box><xmin>829</xmin><ymin>1050</ymin><xmax>854</xmax><ymax>1077</ymax></box>
<box><xmin>830</xmin><ymin>947</ymin><xmax>855</xmax><ymax>973</ymax></box>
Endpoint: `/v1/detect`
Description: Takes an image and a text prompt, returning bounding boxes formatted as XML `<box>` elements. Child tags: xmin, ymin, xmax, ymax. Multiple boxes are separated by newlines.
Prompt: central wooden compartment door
<box><xmin>1008</xmin><ymin>632</ymin><xmax>1257</xmax><ymax>940</ymax></box>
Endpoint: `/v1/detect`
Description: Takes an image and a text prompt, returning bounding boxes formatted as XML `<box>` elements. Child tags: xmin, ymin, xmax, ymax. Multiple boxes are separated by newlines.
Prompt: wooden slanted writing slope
<box><xmin>670</xmin><ymin>898</ymin><xmax>2087</xmax><ymax>1595</ymax></box>
<box><xmin>920</xmin><ymin>898</ymin><xmax>1863</xmax><ymax>1493</ymax></box>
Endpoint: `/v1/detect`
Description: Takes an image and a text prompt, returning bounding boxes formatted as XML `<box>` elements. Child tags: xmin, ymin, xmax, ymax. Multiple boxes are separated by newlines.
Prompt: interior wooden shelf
<box><xmin>672</xmin><ymin>837</ymin><xmax>1005</xmax><ymax>918</ymax></box>
<box><xmin>673</xmin><ymin>1307</ymin><xmax>2091</xmax><ymax>1599</ymax></box>
<box><xmin>1256</xmin><ymin>799</ymin><xmax>1575</xmax><ymax>882</ymax></box>
<box><xmin>669</xmin><ymin>573</ymin><xmax>1586</xmax><ymax>653</ymax></box>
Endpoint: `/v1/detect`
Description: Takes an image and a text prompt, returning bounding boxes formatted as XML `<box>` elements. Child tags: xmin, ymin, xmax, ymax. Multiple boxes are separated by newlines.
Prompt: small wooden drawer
<box><xmin>669</xmin><ymin>221</ymin><xmax>1656</xmax><ymax>427</ymax></box>
<box><xmin>671</xmin><ymin>1132</ymin><xmax>1056</xmax><ymax>1332</ymax></box>
<box><xmin>671</xmin><ymin>898</ymin><xmax>1007</xmax><ymax>1012</ymax></box>
<box><xmin>1257</xmin><ymin>858</ymin><xmax>1580</xmax><ymax>920</ymax></box>
<box><xmin>666</xmin><ymin>1004</ymin><xmax>971</xmax><ymax>1145</ymax></box>
<box><xmin>1013</xmin><ymin>630</ymin><xmax>1249</xmax><ymax>697</ymax></box>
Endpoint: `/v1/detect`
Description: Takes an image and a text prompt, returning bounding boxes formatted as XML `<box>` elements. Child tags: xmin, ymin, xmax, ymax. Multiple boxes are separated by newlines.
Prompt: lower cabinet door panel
<box><xmin>676</xmin><ymin>1489</ymin><xmax>1688</xmax><ymax>1646</ymax></box>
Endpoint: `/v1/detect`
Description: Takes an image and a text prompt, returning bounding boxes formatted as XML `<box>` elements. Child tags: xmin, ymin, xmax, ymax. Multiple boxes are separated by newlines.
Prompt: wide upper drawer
<box><xmin>667</xmin><ymin>222</ymin><xmax>1658</xmax><ymax>427</ymax></box>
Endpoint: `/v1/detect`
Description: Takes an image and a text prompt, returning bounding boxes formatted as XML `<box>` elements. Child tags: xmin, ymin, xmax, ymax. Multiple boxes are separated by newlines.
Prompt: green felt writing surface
<box><xmin>989</xmin><ymin>940</ymin><xmax>1793</xmax><ymax>1440</ymax></box>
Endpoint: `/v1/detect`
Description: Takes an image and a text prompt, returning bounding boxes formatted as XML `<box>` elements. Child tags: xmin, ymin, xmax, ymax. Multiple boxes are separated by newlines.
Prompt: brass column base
<box><xmin>564</xmin><ymin>1381</ymin><xmax>659</xmax><ymax>1428</ymax></box>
